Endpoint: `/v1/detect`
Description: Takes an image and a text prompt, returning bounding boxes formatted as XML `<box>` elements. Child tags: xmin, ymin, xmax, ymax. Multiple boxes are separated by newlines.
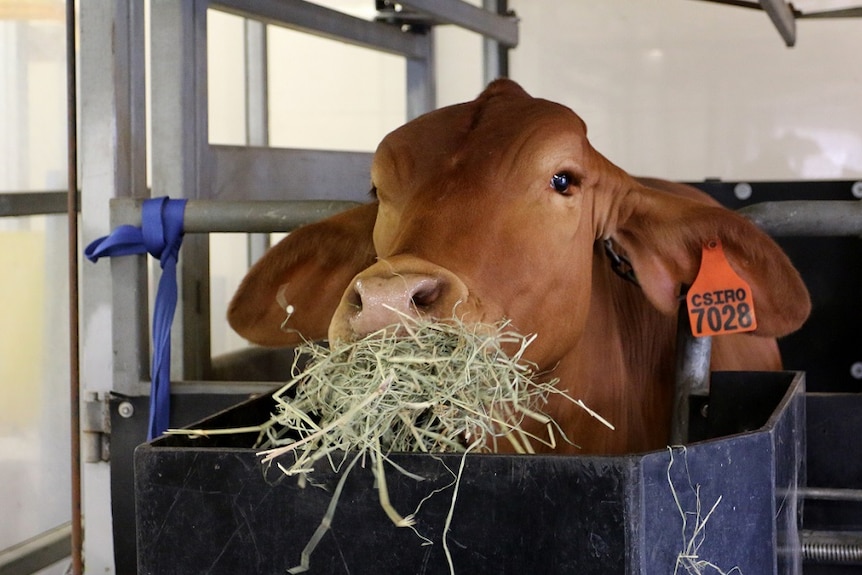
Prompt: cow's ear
<box><xmin>227</xmin><ymin>202</ymin><xmax>378</xmax><ymax>346</ymax></box>
<box><xmin>609</xmin><ymin>187</ymin><xmax>810</xmax><ymax>337</ymax></box>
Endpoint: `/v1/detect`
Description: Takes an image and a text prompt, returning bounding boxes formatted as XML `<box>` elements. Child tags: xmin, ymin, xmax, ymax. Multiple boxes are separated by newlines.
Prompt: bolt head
<box><xmin>118</xmin><ymin>401</ymin><xmax>135</xmax><ymax>418</ymax></box>
<box><xmin>734</xmin><ymin>183</ymin><xmax>753</xmax><ymax>201</ymax></box>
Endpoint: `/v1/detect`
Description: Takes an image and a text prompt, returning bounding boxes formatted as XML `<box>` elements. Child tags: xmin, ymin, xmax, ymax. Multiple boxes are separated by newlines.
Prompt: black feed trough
<box><xmin>135</xmin><ymin>370</ymin><xmax>805</xmax><ymax>575</ymax></box>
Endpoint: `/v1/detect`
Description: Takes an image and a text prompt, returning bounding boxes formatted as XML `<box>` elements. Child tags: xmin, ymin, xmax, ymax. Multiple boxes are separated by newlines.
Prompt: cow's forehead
<box><xmin>373</xmin><ymin>83</ymin><xmax>590</xmax><ymax>181</ymax></box>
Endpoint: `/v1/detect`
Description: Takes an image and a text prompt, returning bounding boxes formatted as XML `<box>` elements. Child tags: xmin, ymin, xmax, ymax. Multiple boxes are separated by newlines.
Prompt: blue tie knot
<box><xmin>86</xmin><ymin>196</ymin><xmax>188</xmax><ymax>440</ymax></box>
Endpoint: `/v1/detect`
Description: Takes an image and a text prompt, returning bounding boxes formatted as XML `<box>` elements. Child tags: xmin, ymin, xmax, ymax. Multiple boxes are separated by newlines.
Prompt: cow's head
<box><xmin>228</xmin><ymin>79</ymin><xmax>809</xmax><ymax>377</ymax></box>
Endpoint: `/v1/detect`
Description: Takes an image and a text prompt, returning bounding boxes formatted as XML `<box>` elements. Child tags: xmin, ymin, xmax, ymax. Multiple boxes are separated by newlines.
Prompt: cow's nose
<box><xmin>347</xmin><ymin>274</ymin><xmax>445</xmax><ymax>338</ymax></box>
<box><xmin>354</xmin><ymin>275</ymin><xmax>442</xmax><ymax>315</ymax></box>
<box><xmin>328</xmin><ymin>262</ymin><xmax>470</xmax><ymax>343</ymax></box>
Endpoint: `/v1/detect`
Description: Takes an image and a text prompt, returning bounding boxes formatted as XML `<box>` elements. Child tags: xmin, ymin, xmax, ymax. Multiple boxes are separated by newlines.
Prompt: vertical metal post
<box><xmin>79</xmin><ymin>0</ymin><xmax>148</xmax><ymax>570</ymax></box>
<box><xmin>244</xmin><ymin>19</ymin><xmax>269</xmax><ymax>147</ymax></box>
<box><xmin>671</xmin><ymin>299</ymin><xmax>712</xmax><ymax>445</ymax></box>
<box><xmin>151</xmin><ymin>0</ymin><xmax>212</xmax><ymax>380</ymax></box>
<box><xmin>482</xmin><ymin>0</ymin><xmax>509</xmax><ymax>84</ymax></box>
<box><xmin>406</xmin><ymin>32</ymin><xmax>435</xmax><ymax>119</ymax></box>
<box><xmin>110</xmin><ymin>0</ymin><xmax>150</xmax><ymax>398</ymax></box>
<box><xmin>64</xmin><ymin>0</ymin><xmax>82</xmax><ymax>571</ymax></box>
<box><xmin>244</xmin><ymin>17</ymin><xmax>271</xmax><ymax>265</ymax></box>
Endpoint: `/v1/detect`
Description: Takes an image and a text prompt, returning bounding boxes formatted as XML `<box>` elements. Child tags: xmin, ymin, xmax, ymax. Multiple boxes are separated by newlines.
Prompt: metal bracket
<box><xmin>375</xmin><ymin>1</ymin><xmax>434</xmax><ymax>33</ymax></box>
<box><xmin>82</xmin><ymin>392</ymin><xmax>111</xmax><ymax>463</ymax></box>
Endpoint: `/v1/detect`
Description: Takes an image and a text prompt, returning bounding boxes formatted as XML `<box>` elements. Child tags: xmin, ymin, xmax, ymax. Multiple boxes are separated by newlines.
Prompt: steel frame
<box><xmin>79</xmin><ymin>1</ymin><xmax>516</xmax><ymax>570</ymax></box>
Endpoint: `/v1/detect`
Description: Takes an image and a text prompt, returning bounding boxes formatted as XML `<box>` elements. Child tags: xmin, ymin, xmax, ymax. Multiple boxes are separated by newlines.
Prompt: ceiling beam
<box><xmin>693</xmin><ymin>0</ymin><xmax>799</xmax><ymax>46</ymax></box>
<box><xmin>759</xmin><ymin>0</ymin><xmax>796</xmax><ymax>46</ymax></box>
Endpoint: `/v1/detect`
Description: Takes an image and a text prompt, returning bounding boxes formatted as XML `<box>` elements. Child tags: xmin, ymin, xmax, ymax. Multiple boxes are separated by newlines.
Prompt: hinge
<box><xmin>82</xmin><ymin>392</ymin><xmax>111</xmax><ymax>462</ymax></box>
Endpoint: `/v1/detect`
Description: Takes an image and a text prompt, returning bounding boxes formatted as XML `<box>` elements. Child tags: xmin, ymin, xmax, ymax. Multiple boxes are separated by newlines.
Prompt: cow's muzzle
<box><xmin>328</xmin><ymin>256</ymin><xmax>471</xmax><ymax>344</ymax></box>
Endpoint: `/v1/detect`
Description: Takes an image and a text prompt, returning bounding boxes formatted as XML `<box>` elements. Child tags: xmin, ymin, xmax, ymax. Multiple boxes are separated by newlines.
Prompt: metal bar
<box><xmin>758</xmin><ymin>0</ymin><xmax>796</xmax><ymax>46</ymax></box>
<box><xmin>799</xmin><ymin>487</ymin><xmax>862</xmax><ymax>502</ymax></box>
<box><xmin>111</xmin><ymin>198</ymin><xmax>361</xmax><ymax>233</ymax></box>
<box><xmin>406</xmin><ymin>31</ymin><xmax>435</xmax><ymax>119</ymax></box>
<box><xmin>118</xmin><ymin>379</ymin><xmax>286</xmax><ymax>397</ymax></box>
<box><xmin>400</xmin><ymin>0</ymin><xmax>518</xmax><ymax>47</ymax></box>
<box><xmin>79</xmin><ymin>1</ymin><xmax>149</xmax><ymax>570</ymax></box>
<box><xmin>183</xmin><ymin>199</ymin><xmax>361</xmax><ymax>232</ymax></box>
<box><xmin>0</xmin><ymin>191</ymin><xmax>75</xmax><ymax>217</ymax></box>
<box><xmin>244</xmin><ymin>19</ymin><xmax>269</xmax><ymax>147</ymax></box>
<box><xmin>482</xmin><ymin>0</ymin><xmax>509</xmax><ymax>84</ymax></box>
<box><xmin>798</xmin><ymin>7</ymin><xmax>862</xmax><ymax>18</ymax></box>
<box><xmin>248</xmin><ymin>233</ymin><xmax>271</xmax><ymax>266</ymax></box>
<box><xmin>482</xmin><ymin>34</ymin><xmax>500</xmax><ymax>85</ymax></box>
<box><xmin>151</xmin><ymin>0</ymin><xmax>200</xmax><ymax>200</ymax></box>
<box><xmin>189</xmin><ymin>0</ymin><xmax>214</xmax><ymax>380</ymax></box>
<box><xmin>0</xmin><ymin>523</ymin><xmax>72</xmax><ymax>575</ymax></box>
<box><xmin>172</xmin><ymin>379</ymin><xmax>282</xmax><ymax>395</ymax></box>
<box><xmin>212</xmin><ymin>0</ymin><xmax>427</xmax><ymax>59</ymax></box>
<box><xmin>108</xmin><ymin>0</ymin><xmax>150</xmax><ymax>398</ymax></box>
<box><xmin>152</xmin><ymin>0</ymin><xmax>212</xmax><ymax>380</ymax></box>
<box><xmin>243</xmin><ymin>19</ymin><xmax>271</xmax><ymax>265</ymax></box>
<box><xmin>671</xmin><ymin>298</ymin><xmax>713</xmax><ymax>445</ymax></box>
<box><xmin>695</xmin><ymin>0</ymin><xmax>765</xmax><ymax>11</ymax></box>
<box><xmin>210</xmin><ymin>145</ymin><xmax>373</xmax><ymax>202</ymax></box>
<box><xmin>64</xmin><ymin>0</ymin><xmax>83</xmax><ymax>571</ymax></box>
<box><xmin>109</xmin><ymin>255</ymin><xmax>149</xmax><ymax>396</ymax></box>
<box><xmin>99</xmin><ymin>1</ymin><xmax>148</xmax><ymax>399</ymax></box>
<box><xmin>739</xmin><ymin>200</ymin><xmax>862</xmax><ymax>236</ymax></box>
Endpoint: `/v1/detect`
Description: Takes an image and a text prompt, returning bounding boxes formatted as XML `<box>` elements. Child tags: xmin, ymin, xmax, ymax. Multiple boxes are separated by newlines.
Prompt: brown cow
<box><xmin>228</xmin><ymin>79</ymin><xmax>810</xmax><ymax>455</ymax></box>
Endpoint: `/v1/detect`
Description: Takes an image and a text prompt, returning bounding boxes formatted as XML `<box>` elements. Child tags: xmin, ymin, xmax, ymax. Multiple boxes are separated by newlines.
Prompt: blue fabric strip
<box><xmin>86</xmin><ymin>197</ymin><xmax>188</xmax><ymax>440</ymax></box>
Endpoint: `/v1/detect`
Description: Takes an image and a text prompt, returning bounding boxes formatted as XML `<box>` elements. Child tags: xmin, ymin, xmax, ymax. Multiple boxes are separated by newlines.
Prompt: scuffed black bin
<box><xmin>135</xmin><ymin>371</ymin><xmax>805</xmax><ymax>575</ymax></box>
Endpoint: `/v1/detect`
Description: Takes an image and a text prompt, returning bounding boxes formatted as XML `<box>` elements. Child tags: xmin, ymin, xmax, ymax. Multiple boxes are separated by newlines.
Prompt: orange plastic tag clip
<box><xmin>685</xmin><ymin>239</ymin><xmax>757</xmax><ymax>337</ymax></box>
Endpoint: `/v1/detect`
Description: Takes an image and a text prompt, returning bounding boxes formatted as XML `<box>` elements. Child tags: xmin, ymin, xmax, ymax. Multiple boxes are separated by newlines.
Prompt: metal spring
<box><xmin>802</xmin><ymin>531</ymin><xmax>862</xmax><ymax>565</ymax></box>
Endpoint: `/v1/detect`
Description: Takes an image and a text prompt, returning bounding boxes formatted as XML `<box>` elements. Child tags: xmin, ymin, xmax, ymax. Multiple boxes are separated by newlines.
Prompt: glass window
<box><xmin>0</xmin><ymin>5</ymin><xmax>71</xmax><ymax>575</ymax></box>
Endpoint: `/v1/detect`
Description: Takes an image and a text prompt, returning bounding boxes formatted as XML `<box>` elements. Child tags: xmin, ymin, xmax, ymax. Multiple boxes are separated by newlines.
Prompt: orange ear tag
<box><xmin>685</xmin><ymin>239</ymin><xmax>757</xmax><ymax>337</ymax></box>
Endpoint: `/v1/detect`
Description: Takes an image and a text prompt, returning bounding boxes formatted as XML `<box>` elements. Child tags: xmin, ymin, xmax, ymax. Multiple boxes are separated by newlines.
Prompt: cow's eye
<box><xmin>551</xmin><ymin>172</ymin><xmax>573</xmax><ymax>195</ymax></box>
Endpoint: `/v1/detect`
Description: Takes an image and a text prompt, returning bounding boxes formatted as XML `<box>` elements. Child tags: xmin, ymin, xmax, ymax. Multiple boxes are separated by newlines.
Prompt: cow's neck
<box><xmin>538</xmin><ymin>248</ymin><xmax>677</xmax><ymax>455</ymax></box>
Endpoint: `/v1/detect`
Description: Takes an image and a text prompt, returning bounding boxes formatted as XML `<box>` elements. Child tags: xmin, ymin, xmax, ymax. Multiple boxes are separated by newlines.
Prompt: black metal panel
<box><xmin>802</xmin><ymin>393</ymin><xmax>862</xmax><ymax>574</ymax></box>
<box><xmin>137</xmin><ymin>448</ymin><xmax>631</xmax><ymax>574</ymax></box>
<box><xmin>110</xmin><ymin>393</ymin><xmax>257</xmax><ymax>575</ymax></box>
<box><xmin>804</xmin><ymin>393</ymin><xmax>862</xmax><ymax>529</ymax></box>
<box><xmin>691</xmin><ymin>180</ymin><xmax>862</xmax><ymax>393</ymax></box>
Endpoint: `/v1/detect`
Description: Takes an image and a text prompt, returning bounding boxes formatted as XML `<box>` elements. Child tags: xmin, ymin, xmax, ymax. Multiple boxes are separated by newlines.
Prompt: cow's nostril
<box><xmin>411</xmin><ymin>281</ymin><xmax>442</xmax><ymax>310</ymax></box>
<box><xmin>347</xmin><ymin>282</ymin><xmax>363</xmax><ymax>310</ymax></box>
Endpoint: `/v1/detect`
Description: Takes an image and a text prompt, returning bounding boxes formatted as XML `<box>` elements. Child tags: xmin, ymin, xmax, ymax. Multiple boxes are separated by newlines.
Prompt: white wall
<box><xmin>509</xmin><ymin>0</ymin><xmax>862</xmax><ymax>182</ymax></box>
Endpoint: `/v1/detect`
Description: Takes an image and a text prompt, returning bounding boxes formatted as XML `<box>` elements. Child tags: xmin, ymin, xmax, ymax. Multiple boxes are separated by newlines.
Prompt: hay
<box><xmin>256</xmin><ymin>313</ymin><xmax>590</xmax><ymax>465</ymax></box>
